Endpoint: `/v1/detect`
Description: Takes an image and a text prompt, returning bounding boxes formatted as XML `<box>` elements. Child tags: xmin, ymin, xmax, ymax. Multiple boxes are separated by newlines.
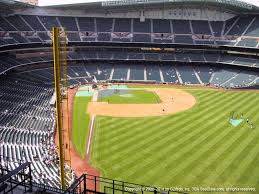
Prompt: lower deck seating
<box><xmin>0</xmin><ymin>76</ymin><xmax>76</xmax><ymax>188</ymax></box>
<box><xmin>176</xmin><ymin>65</ymin><xmax>199</xmax><ymax>84</ymax></box>
<box><xmin>129</xmin><ymin>65</ymin><xmax>145</xmax><ymax>80</ymax></box>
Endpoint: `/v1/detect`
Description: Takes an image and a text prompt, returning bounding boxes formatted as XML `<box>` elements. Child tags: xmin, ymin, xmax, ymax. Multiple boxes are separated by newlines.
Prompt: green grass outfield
<box><xmin>72</xmin><ymin>95</ymin><xmax>92</xmax><ymax>159</ymax></box>
<box><xmin>99</xmin><ymin>89</ymin><xmax>161</xmax><ymax>104</ymax></box>
<box><xmin>90</xmin><ymin>88</ymin><xmax>259</xmax><ymax>193</ymax></box>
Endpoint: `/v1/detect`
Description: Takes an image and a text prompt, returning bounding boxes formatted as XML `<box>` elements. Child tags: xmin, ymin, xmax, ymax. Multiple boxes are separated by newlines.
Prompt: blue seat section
<box><xmin>67</xmin><ymin>33</ymin><xmax>81</xmax><ymax>41</ymax></box>
<box><xmin>216</xmin><ymin>41</ymin><xmax>235</xmax><ymax>46</ymax></box>
<box><xmin>77</xmin><ymin>17</ymin><xmax>95</xmax><ymax>31</ymax></box>
<box><xmin>133</xmin><ymin>19</ymin><xmax>151</xmax><ymax>33</ymax></box>
<box><xmin>245</xmin><ymin>17</ymin><xmax>259</xmax><ymax>37</ymax></box>
<box><xmin>210</xmin><ymin>69</ymin><xmax>238</xmax><ymax>86</ymax></box>
<box><xmin>174</xmin><ymin>35</ymin><xmax>193</xmax><ymax>44</ymax></box>
<box><xmin>160</xmin><ymin>53</ymin><xmax>175</xmax><ymax>61</ymax></box>
<box><xmin>195</xmin><ymin>40</ymin><xmax>214</xmax><ymax>45</ymax></box>
<box><xmin>128</xmin><ymin>53</ymin><xmax>144</xmax><ymax>60</ymax></box>
<box><xmin>192</xmin><ymin>20</ymin><xmax>211</xmax><ymax>34</ymax></box>
<box><xmin>236</xmin><ymin>38</ymin><xmax>258</xmax><ymax>47</ymax></box>
<box><xmin>84</xmin><ymin>64</ymin><xmax>98</xmax><ymax>77</ymax></box>
<box><xmin>82</xmin><ymin>37</ymin><xmax>96</xmax><ymax>41</ymax></box>
<box><xmin>9</xmin><ymin>33</ymin><xmax>28</xmax><ymax>43</ymax></box>
<box><xmin>82</xmin><ymin>51</ymin><xmax>97</xmax><ymax>59</ymax></box>
<box><xmin>114</xmin><ymin>18</ymin><xmax>131</xmax><ymax>32</ymax></box>
<box><xmin>22</xmin><ymin>15</ymin><xmax>46</xmax><ymax>31</ymax></box>
<box><xmin>58</xmin><ymin>17</ymin><xmax>78</xmax><ymax>31</ymax></box>
<box><xmin>98</xmin><ymin>51</ymin><xmax>113</xmax><ymax>59</ymax></box>
<box><xmin>223</xmin><ymin>71</ymin><xmax>258</xmax><ymax>88</ymax></box>
<box><xmin>154</xmin><ymin>39</ymin><xmax>172</xmax><ymax>43</ymax></box>
<box><xmin>219</xmin><ymin>55</ymin><xmax>236</xmax><ymax>64</ymax></box>
<box><xmin>227</xmin><ymin>16</ymin><xmax>253</xmax><ymax>36</ymax></box>
<box><xmin>153</xmin><ymin>19</ymin><xmax>171</xmax><ymax>33</ymax></box>
<box><xmin>210</xmin><ymin>21</ymin><xmax>224</xmax><ymax>37</ymax></box>
<box><xmin>144</xmin><ymin>53</ymin><xmax>159</xmax><ymax>60</ymax></box>
<box><xmin>96</xmin><ymin>18</ymin><xmax>113</xmax><ymax>32</ymax></box>
<box><xmin>0</xmin><ymin>16</ymin><xmax>17</xmax><ymax>31</ymax></box>
<box><xmin>175</xmin><ymin>53</ymin><xmax>190</xmax><ymax>62</ymax></box>
<box><xmin>195</xmin><ymin>66</ymin><xmax>214</xmax><ymax>84</ymax></box>
<box><xmin>95</xmin><ymin>64</ymin><xmax>113</xmax><ymax>80</ymax></box>
<box><xmin>233</xmin><ymin>57</ymin><xmax>257</xmax><ymax>66</ymax></box>
<box><xmin>97</xmin><ymin>33</ymin><xmax>111</xmax><ymax>41</ymax></box>
<box><xmin>0</xmin><ymin>15</ymin><xmax>258</xmax><ymax>47</ymax></box>
<box><xmin>188</xmin><ymin>53</ymin><xmax>205</xmax><ymax>62</ymax></box>
<box><xmin>37</xmin><ymin>32</ymin><xmax>51</xmax><ymax>40</ymax></box>
<box><xmin>160</xmin><ymin>65</ymin><xmax>179</xmax><ymax>84</ymax></box>
<box><xmin>129</xmin><ymin>65</ymin><xmax>145</xmax><ymax>80</ymax></box>
<box><xmin>224</xmin><ymin>17</ymin><xmax>238</xmax><ymax>35</ymax></box>
<box><xmin>177</xmin><ymin>65</ymin><xmax>199</xmax><ymax>84</ymax></box>
<box><xmin>113</xmin><ymin>52</ymin><xmax>128</xmax><ymax>60</ymax></box>
<box><xmin>112</xmin><ymin>65</ymin><xmax>128</xmax><ymax>80</ymax></box>
<box><xmin>133</xmin><ymin>34</ymin><xmax>151</xmax><ymax>42</ymax></box>
<box><xmin>69</xmin><ymin>66</ymin><xmax>87</xmax><ymax>77</ymax></box>
<box><xmin>146</xmin><ymin>65</ymin><xmax>161</xmax><ymax>81</ymax></box>
<box><xmin>28</xmin><ymin>37</ymin><xmax>42</xmax><ymax>42</ymax></box>
<box><xmin>38</xmin><ymin>16</ymin><xmax>59</xmax><ymax>31</ymax></box>
<box><xmin>6</xmin><ymin>15</ymin><xmax>32</xmax><ymax>31</ymax></box>
<box><xmin>204</xmin><ymin>54</ymin><xmax>220</xmax><ymax>62</ymax></box>
<box><xmin>172</xmin><ymin>20</ymin><xmax>191</xmax><ymax>34</ymax></box>
<box><xmin>112</xmin><ymin>38</ymin><xmax>131</xmax><ymax>42</ymax></box>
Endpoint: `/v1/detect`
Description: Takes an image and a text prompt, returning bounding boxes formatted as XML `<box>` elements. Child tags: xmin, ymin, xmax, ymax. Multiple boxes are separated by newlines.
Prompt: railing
<box><xmin>64</xmin><ymin>174</ymin><xmax>188</xmax><ymax>194</ymax></box>
<box><xmin>0</xmin><ymin>161</ymin><xmax>32</xmax><ymax>193</ymax></box>
<box><xmin>0</xmin><ymin>155</ymin><xmax>188</xmax><ymax>194</ymax></box>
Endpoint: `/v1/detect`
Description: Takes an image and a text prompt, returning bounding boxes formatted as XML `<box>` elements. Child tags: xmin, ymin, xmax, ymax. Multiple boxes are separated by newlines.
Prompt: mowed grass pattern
<box><xmin>90</xmin><ymin>89</ymin><xmax>259</xmax><ymax>193</ymax></box>
<box><xmin>99</xmin><ymin>90</ymin><xmax>160</xmax><ymax>104</ymax></box>
<box><xmin>72</xmin><ymin>96</ymin><xmax>91</xmax><ymax>159</ymax></box>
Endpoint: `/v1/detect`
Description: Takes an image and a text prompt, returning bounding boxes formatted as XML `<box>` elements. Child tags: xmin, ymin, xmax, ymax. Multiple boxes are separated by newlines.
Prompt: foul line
<box><xmin>87</xmin><ymin>115</ymin><xmax>95</xmax><ymax>155</ymax></box>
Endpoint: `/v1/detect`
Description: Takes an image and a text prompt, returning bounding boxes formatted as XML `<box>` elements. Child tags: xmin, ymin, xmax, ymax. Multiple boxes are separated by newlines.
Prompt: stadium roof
<box><xmin>1</xmin><ymin>0</ymin><xmax>259</xmax><ymax>13</ymax></box>
<box><xmin>0</xmin><ymin>0</ymin><xmax>34</xmax><ymax>7</ymax></box>
<box><xmin>38</xmin><ymin>0</ymin><xmax>259</xmax><ymax>12</ymax></box>
<box><xmin>0</xmin><ymin>0</ymin><xmax>34</xmax><ymax>13</ymax></box>
<box><xmin>38</xmin><ymin>0</ymin><xmax>259</xmax><ymax>8</ymax></box>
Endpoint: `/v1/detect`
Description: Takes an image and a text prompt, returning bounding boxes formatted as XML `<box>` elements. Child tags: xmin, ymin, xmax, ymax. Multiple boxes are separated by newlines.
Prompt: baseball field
<box><xmin>72</xmin><ymin>86</ymin><xmax>259</xmax><ymax>192</ymax></box>
<box><xmin>72</xmin><ymin>95</ymin><xmax>92</xmax><ymax>158</ymax></box>
<box><xmin>98</xmin><ymin>89</ymin><xmax>161</xmax><ymax>104</ymax></box>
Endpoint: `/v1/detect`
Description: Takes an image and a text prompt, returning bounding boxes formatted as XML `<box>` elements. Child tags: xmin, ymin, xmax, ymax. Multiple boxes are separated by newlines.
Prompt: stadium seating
<box><xmin>222</xmin><ymin>71</ymin><xmax>258</xmax><ymax>88</ymax></box>
<box><xmin>146</xmin><ymin>65</ymin><xmax>161</xmax><ymax>81</ymax></box>
<box><xmin>0</xmin><ymin>76</ymin><xmax>75</xmax><ymax>187</ymax></box>
<box><xmin>210</xmin><ymin>69</ymin><xmax>239</xmax><ymax>86</ymax></box>
<box><xmin>0</xmin><ymin>61</ymin><xmax>258</xmax><ymax>189</ymax></box>
<box><xmin>129</xmin><ymin>65</ymin><xmax>145</xmax><ymax>80</ymax></box>
<box><xmin>176</xmin><ymin>65</ymin><xmax>200</xmax><ymax>84</ymax></box>
<box><xmin>112</xmin><ymin>65</ymin><xmax>128</xmax><ymax>80</ymax></box>
<box><xmin>0</xmin><ymin>15</ymin><xmax>258</xmax><ymax>47</ymax></box>
<box><xmin>160</xmin><ymin>65</ymin><xmax>179</xmax><ymax>84</ymax></box>
<box><xmin>1</xmin><ymin>50</ymin><xmax>259</xmax><ymax>76</ymax></box>
<box><xmin>1</xmin><ymin>3</ymin><xmax>259</xmax><ymax>193</ymax></box>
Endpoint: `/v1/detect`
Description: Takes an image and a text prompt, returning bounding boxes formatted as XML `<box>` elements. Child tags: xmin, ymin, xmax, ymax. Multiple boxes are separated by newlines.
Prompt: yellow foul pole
<box><xmin>52</xmin><ymin>27</ymin><xmax>66</xmax><ymax>190</ymax></box>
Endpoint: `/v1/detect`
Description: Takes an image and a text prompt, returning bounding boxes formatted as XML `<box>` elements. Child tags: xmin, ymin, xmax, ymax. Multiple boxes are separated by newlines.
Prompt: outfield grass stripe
<box><xmin>91</xmin><ymin>89</ymin><xmax>259</xmax><ymax>189</ymax></box>
<box><xmin>181</xmin><ymin>92</ymin><xmax>259</xmax><ymax>183</ymax></box>
<box><xmin>203</xmin><ymin>129</ymin><xmax>258</xmax><ymax>186</ymax></box>
<box><xmin>140</xmin><ymin>93</ymin><xmax>250</xmax><ymax>184</ymax></box>
<box><xmin>97</xmin><ymin>91</ymin><xmax>246</xmax><ymax>178</ymax></box>
<box><xmin>94</xmin><ymin>92</ymin><xmax>242</xmax><ymax>166</ymax></box>
<box><xmin>96</xmin><ymin>91</ymin><xmax>243</xmax><ymax>155</ymax></box>
<box><xmin>72</xmin><ymin>96</ymin><xmax>91</xmax><ymax>158</ymax></box>
<box><xmin>175</xmin><ymin>94</ymin><xmax>258</xmax><ymax>186</ymax></box>
<box><xmin>202</xmin><ymin>92</ymin><xmax>259</xmax><ymax>183</ymax></box>
<box><xmin>215</xmin><ymin>131</ymin><xmax>259</xmax><ymax>187</ymax></box>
